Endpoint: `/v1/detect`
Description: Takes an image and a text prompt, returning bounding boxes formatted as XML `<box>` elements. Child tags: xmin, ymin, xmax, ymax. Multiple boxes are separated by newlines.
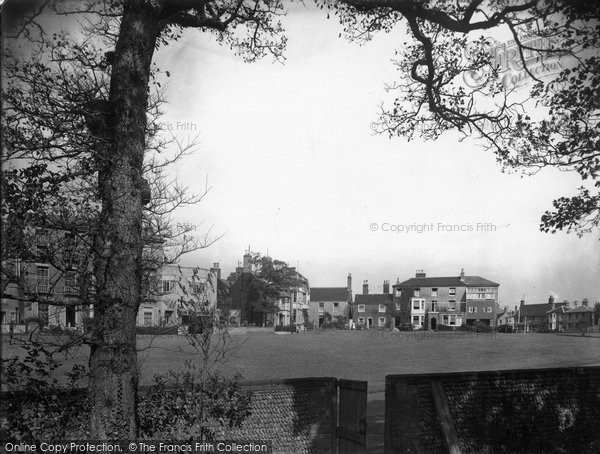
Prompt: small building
<box><xmin>353</xmin><ymin>280</ymin><xmax>395</xmax><ymax>329</ymax></box>
<box><xmin>310</xmin><ymin>273</ymin><xmax>353</xmax><ymax>327</ymax></box>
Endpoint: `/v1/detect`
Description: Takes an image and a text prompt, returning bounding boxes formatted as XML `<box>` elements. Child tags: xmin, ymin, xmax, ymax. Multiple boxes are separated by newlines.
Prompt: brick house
<box><xmin>310</xmin><ymin>273</ymin><xmax>353</xmax><ymax>327</ymax></box>
<box><xmin>393</xmin><ymin>269</ymin><xmax>500</xmax><ymax>329</ymax></box>
<box><xmin>517</xmin><ymin>296</ymin><xmax>568</xmax><ymax>332</ymax></box>
<box><xmin>354</xmin><ymin>280</ymin><xmax>395</xmax><ymax>329</ymax></box>
<box><xmin>561</xmin><ymin>304</ymin><xmax>595</xmax><ymax>332</ymax></box>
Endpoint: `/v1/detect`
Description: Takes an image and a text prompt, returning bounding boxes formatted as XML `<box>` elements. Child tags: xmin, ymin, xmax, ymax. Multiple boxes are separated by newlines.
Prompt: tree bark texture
<box><xmin>89</xmin><ymin>1</ymin><xmax>159</xmax><ymax>439</ymax></box>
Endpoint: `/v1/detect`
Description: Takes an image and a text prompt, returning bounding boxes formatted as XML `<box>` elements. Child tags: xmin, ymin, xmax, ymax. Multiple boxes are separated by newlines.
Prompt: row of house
<box><xmin>496</xmin><ymin>296</ymin><xmax>597</xmax><ymax>333</ymax></box>
<box><xmin>3</xmin><ymin>246</ymin><xmax>597</xmax><ymax>333</ymax></box>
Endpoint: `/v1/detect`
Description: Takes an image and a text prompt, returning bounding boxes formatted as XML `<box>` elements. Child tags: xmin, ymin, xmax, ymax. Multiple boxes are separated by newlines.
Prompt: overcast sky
<box><xmin>149</xmin><ymin>3</ymin><xmax>600</xmax><ymax>308</ymax></box>
<box><xmin>8</xmin><ymin>2</ymin><xmax>598</xmax><ymax>308</ymax></box>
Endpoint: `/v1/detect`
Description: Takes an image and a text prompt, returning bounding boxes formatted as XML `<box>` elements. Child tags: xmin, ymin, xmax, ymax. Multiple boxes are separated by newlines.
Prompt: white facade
<box><xmin>137</xmin><ymin>265</ymin><xmax>217</xmax><ymax>326</ymax></box>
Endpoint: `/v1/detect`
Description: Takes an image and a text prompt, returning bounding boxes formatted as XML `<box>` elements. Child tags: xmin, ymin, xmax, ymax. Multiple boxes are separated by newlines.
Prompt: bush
<box><xmin>435</xmin><ymin>324</ymin><xmax>456</xmax><ymax>331</ymax></box>
<box><xmin>138</xmin><ymin>368</ymin><xmax>251</xmax><ymax>440</ymax></box>
<box><xmin>0</xmin><ymin>343</ymin><xmax>88</xmax><ymax>441</ymax></box>
<box><xmin>497</xmin><ymin>324</ymin><xmax>514</xmax><ymax>333</ymax></box>
<box><xmin>460</xmin><ymin>322</ymin><xmax>493</xmax><ymax>333</ymax></box>
<box><xmin>274</xmin><ymin>324</ymin><xmax>296</xmax><ymax>333</ymax></box>
<box><xmin>322</xmin><ymin>317</ymin><xmax>347</xmax><ymax>329</ymax></box>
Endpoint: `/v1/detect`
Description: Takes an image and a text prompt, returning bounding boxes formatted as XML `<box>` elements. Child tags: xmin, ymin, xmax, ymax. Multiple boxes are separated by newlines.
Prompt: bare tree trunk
<box><xmin>89</xmin><ymin>2</ymin><xmax>158</xmax><ymax>439</ymax></box>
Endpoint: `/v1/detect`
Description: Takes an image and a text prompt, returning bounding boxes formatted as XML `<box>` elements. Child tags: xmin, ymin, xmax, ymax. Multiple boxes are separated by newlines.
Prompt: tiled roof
<box><xmin>520</xmin><ymin>302</ymin><xmax>568</xmax><ymax>317</ymax></box>
<box><xmin>395</xmin><ymin>276</ymin><xmax>499</xmax><ymax>288</ymax></box>
<box><xmin>519</xmin><ymin>303</ymin><xmax>552</xmax><ymax>317</ymax></box>
<box><xmin>354</xmin><ymin>293</ymin><xmax>393</xmax><ymax>305</ymax></box>
<box><xmin>310</xmin><ymin>287</ymin><xmax>348</xmax><ymax>302</ymax></box>
<box><xmin>566</xmin><ymin>305</ymin><xmax>594</xmax><ymax>313</ymax></box>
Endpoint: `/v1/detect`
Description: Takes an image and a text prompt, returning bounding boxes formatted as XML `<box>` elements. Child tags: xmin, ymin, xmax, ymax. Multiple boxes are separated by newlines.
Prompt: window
<box><xmin>379</xmin><ymin>304</ymin><xmax>386</xmax><ymax>313</ymax></box>
<box><xmin>431</xmin><ymin>300</ymin><xmax>438</xmax><ymax>312</ymax></box>
<box><xmin>413</xmin><ymin>300</ymin><xmax>421</xmax><ymax>310</ymax></box>
<box><xmin>333</xmin><ymin>302</ymin><xmax>339</xmax><ymax>309</ymax></box>
<box><xmin>412</xmin><ymin>316</ymin><xmax>420</xmax><ymax>325</ymax></box>
<box><xmin>318</xmin><ymin>303</ymin><xmax>324</xmax><ymax>313</ymax></box>
<box><xmin>357</xmin><ymin>304</ymin><xmax>365</xmax><ymax>313</ymax></box>
<box><xmin>449</xmin><ymin>287</ymin><xmax>456</xmax><ymax>296</ymax></box>
<box><xmin>449</xmin><ymin>300</ymin><xmax>456</xmax><ymax>311</ymax></box>
<box><xmin>468</xmin><ymin>307</ymin><xmax>475</xmax><ymax>313</ymax></box>
<box><xmin>144</xmin><ymin>311</ymin><xmax>153</xmax><ymax>326</ymax></box>
<box><xmin>442</xmin><ymin>315</ymin><xmax>449</xmax><ymax>324</ymax></box>
<box><xmin>64</xmin><ymin>272</ymin><xmax>78</xmax><ymax>295</ymax></box>
<box><xmin>394</xmin><ymin>289</ymin><xmax>401</xmax><ymax>297</ymax></box>
<box><xmin>358</xmin><ymin>317</ymin><xmax>365</xmax><ymax>324</ymax></box>
<box><xmin>36</xmin><ymin>266</ymin><xmax>49</xmax><ymax>293</ymax></box>
<box><xmin>431</xmin><ymin>288</ymin><xmax>438</xmax><ymax>297</ymax></box>
<box><xmin>414</xmin><ymin>288</ymin><xmax>420</xmax><ymax>297</ymax></box>
<box><xmin>449</xmin><ymin>315</ymin><xmax>456</xmax><ymax>325</ymax></box>
<box><xmin>379</xmin><ymin>317</ymin><xmax>386</xmax><ymax>326</ymax></box>
<box><xmin>162</xmin><ymin>280</ymin><xmax>173</xmax><ymax>293</ymax></box>
<box><xmin>395</xmin><ymin>303</ymin><xmax>402</xmax><ymax>311</ymax></box>
<box><xmin>486</xmin><ymin>307</ymin><xmax>492</xmax><ymax>313</ymax></box>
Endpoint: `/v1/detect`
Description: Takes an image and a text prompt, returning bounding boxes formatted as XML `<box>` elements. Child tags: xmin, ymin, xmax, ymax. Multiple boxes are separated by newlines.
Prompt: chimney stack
<box><xmin>460</xmin><ymin>268</ymin><xmax>465</xmax><ymax>280</ymax></box>
<box><xmin>211</xmin><ymin>262</ymin><xmax>221</xmax><ymax>280</ymax></box>
<box><xmin>363</xmin><ymin>280</ymin><xmax>369</xmax><ymax>295</ymax></box>
<box><xmin>415</xmin><ymin>269</ymin><xmax>426</xmax><ymax>278</ymax></box>
<box><xmin>242</xmin><ymin>251</ymin><xmax>252</xmax><ymax>273</ymax></box>
<box><xmin>347</xmin><ymin>273</ymin><xmax>352</xmax><ymax>291</ymax></box>
<box><xmin>548</xmin><ymin>295</ymin><xmax>555</xmax><ymax>305</ymax></box>
<box><xmin>582</xmin><ymin>298</ymin><xmax>589</xmax><ymax>307</ymax></box>
<box><xmin>383</xmin><ymin>280</ymin><xmax>390</xmax><ymax>294</ymax></box>
<box><xmin>520</xmin><ymin>298</ymin><xmax>525</xmax><ymax>307</ymax></box>
<box><xmin>347</xmin><ymin>273</ymin><xmax>353</xmax><ymax>303</ymax></box>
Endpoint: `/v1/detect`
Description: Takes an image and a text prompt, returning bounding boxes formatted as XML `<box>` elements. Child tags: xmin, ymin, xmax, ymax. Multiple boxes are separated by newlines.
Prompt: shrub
<box><xmin>274</xmin><ymin>324</ymin><xmax>296</xmax><ymax>333</ymax></box>
<box><xmin>138</xmin><ymin>367</ymin><xmax>251</xmax><ymax>440</ymax></box>
<box><xmin>0</xmin><ymin>343</ymin><xmax>88</xmax><ymax>441</ymax></box>
<box><xmin>436</xmin><ymin>324</ymin><xmax>455</xmax><ymax>331</ymax></box>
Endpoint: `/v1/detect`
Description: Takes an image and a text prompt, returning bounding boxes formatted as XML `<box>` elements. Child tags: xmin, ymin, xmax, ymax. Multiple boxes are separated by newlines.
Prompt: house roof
<box><xmin>547</xmin><ymin>305</ymin><xmax>569</xmax><ymax>314</ymax></box>
<box><xmin>310</xmin><ymin>287</ymin><xmax>348</xmax><ymax>302</ymax></box>
<box><xmin>520</xmin><ymin>303</ymin><xmax>552</xmax><ymax>317</ymax></box>
<box><xmin>395</xmin><ymin>276</ymin><xmax>499</xmax><ymax>288</ymax></box>
<box><xmin>354</xmin><ymin>294</ymin><xmax>394</xmax><ymax>305</ymax></box>
<box><xmin>566</xmin><ymin>306</ymin><xmax>594</xmax><ymax>313</ymax></box>
<box><xmin>519</xmin><ymin>302</ymin><xmax>567</xmax><ymax>317</ymax></box>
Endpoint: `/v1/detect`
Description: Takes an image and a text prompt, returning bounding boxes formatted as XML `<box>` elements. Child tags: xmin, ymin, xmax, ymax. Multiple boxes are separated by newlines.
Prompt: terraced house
<box><xmin>394</xmin><ymin>269</ymin><xmax>500</xmax><ymax>329</ymax></box>
<box><xmin>353</xmin><ymin>280</ymin><xmax>395</xmax><ymax>329</ymax></box>
<box><xmin>310</xmin><ymin>273</ymin><xmax>353</xmax><ymax>327</ymax></box>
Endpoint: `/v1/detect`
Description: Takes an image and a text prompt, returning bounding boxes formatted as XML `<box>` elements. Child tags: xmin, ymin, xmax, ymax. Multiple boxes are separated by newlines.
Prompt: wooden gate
<box><xmin>337</xmin><ymin>379</ymin><xmax>367</xmax><ymax>453</ymax></box>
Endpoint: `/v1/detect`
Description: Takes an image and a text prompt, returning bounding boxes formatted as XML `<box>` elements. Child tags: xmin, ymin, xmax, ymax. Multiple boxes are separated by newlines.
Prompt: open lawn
<box><xmin>4</xmin><ymin>330</ymin><xmax>597</xmax><ymax>393</ymax></box>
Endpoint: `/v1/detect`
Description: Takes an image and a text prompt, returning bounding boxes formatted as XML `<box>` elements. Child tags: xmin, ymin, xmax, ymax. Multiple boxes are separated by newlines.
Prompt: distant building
<box><xmin>137</xmin><ymin>264</ymin><xmax>217</xmax><ymax>327</ymax></box>
<box><xmin>226</xmin><ymin>252</ymin><xmax>309</xmax><ymax>327</ymax></box>
<box><xmin>393</xmin><ymin>269</ymin><xmax>500</xmax><ymax>329</ymax></box>
<box><xmin>354</xmin><ymin>280</ymin><xmax>395</xmax><ymax>329</ymax></box>
<box><xmin>517</xmin><ymin>296</ymin><xmax>568</xmax><ymax>332</ymax></box>
<box><xmin>310</xmin><ymin>273</ymin><xmax>353</xmax><ymax>327</ymax></box>
<box><xmin>547</xmin><ymin>298</ymin><xmax>596</xmax><ymax>332</ymax></box>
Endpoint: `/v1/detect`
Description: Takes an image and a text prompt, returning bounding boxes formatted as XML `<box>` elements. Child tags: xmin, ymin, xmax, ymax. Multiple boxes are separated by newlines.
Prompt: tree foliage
<box><xmin>327</xmin><ymin>0</ymin><xmax>600</xmax><ymax>236</ymax></box>
<box><xmin>246</xmin><ymin>253</ymin><xmax>305</xmax><ymax>326</ymax></box>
